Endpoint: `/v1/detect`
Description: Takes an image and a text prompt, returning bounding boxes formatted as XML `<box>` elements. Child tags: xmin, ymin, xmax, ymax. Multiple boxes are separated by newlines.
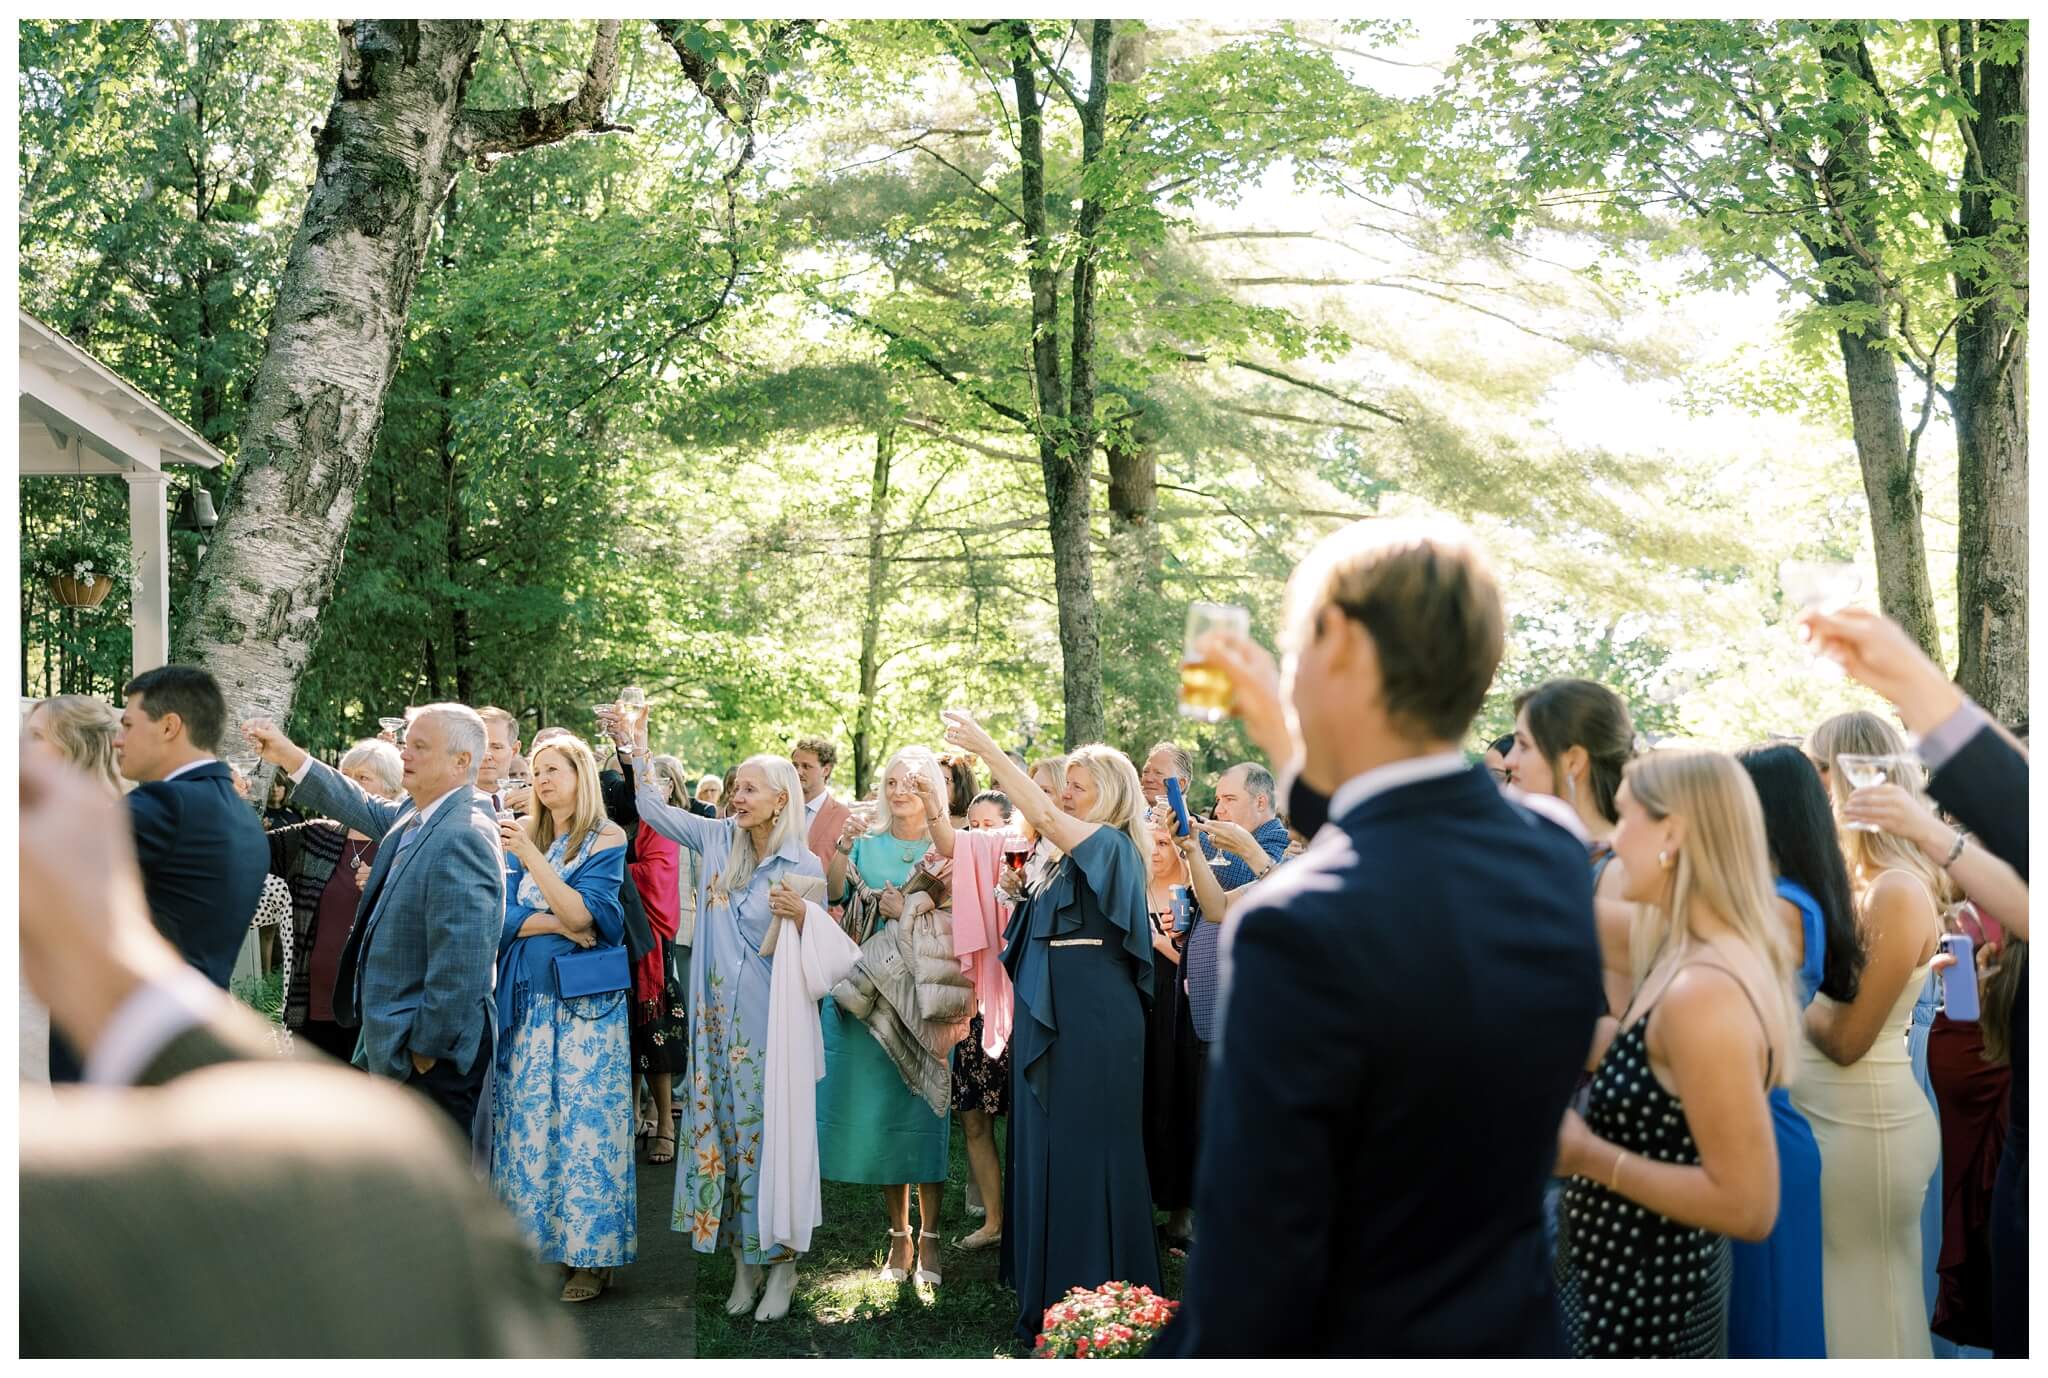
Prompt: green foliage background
<box><xmin>19</xmin><ymin>18</ymin><xmax>1960</xmax><ymax>801</ymax></box>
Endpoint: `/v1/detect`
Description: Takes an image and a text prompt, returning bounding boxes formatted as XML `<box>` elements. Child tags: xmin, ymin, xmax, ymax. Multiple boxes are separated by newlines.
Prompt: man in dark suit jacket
<box><xmin>110</xmin><ymin>665</ymin><xmax>271</xmax><ymax>989</ymax></box>
<box><xmin>50</xmin><ymin>666</ymin><xmax>272</xmax><ymax>1085</ymax></box>
<box><xmin>17</xmin><ymin>742</ymin><xmax>577</xmax><ymax>1358</ymax></box>
<box><xmin>1154</xmin><ymin>520</ymin><xmax>1605</xmax><ymax>1357</ymax></box>
<box><xmin>246</xmin><ymin>705</ymin><xmax>502</xmax><ymax>1136</ymax></box>
<box><xmin>1800</xmin><ymin>604</ymin><xmax>2028</xmax><ymax>1358</ymax></box>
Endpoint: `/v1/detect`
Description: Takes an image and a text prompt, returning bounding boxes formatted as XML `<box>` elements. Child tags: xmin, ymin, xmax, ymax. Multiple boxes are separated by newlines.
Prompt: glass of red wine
<box><xmin>1002</xmin><ymin>833</ymin><xmax>1031</xmax><ymax>874</ymax></box>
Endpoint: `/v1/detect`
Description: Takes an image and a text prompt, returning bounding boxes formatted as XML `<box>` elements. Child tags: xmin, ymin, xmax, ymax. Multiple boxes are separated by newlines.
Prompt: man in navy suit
<box><xmin>1154</xmin><ymin>520</ymin><xmax>1605</xmax><ymax>1357</ymax></box>
<box><xmin>48</xmin><ymin>666</ymin><xmax>274</xmax><ymax>1085</ymax></box>
<box><xmin>110</xmin><ymin>666</ymin><xmax>271</xmax><ymax>989</ymax></box>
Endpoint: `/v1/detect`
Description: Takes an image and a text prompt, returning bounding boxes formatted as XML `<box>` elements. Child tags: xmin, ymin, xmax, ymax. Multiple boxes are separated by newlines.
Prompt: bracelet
<box><xmin>1608</xmin><ymin>1148</ymin><xmax>1626</xmax><ymax>1193</ymax></box>
<box><xmin>1942</xmin><ymin>829</ymin><xmax>1968</xmax><ymax>868</ymax></box>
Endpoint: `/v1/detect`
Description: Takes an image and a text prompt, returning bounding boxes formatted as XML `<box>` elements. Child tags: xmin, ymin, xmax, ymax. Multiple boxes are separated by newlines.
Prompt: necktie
<box><xmin>396</xmin><ymin>811</ymin><xmax>425</xmax><ymax>851</ymax></box>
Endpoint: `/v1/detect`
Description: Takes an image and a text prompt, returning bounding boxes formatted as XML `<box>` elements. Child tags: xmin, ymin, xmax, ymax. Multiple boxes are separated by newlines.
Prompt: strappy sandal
<box><xmin>561</xmin><ymin>1267</ymin><xmax>611</xmax><ymax>1303</ymax></box>
<box><xmin>914</xmin><ymin>1228</ymin><xmax>943</xmax><ymax>1287</ymax></box>
<box><xmin>877</xmin><ymin>1227</ymin><xmax>913</xmax><ymax>1282</ymax></box>
<box><xmin>647</xmin><ymin>1133</ymin><xmax>676</xmax><ymax>1165</ymax></box>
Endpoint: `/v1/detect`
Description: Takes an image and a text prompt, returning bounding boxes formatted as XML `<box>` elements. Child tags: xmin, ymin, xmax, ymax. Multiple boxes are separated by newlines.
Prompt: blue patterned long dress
<box><xmin>632</xmin><ymin>774</ymin><xmax>826</xmax><ymax>1266</ymax></box>
<box><xmin>493</xmin><ymin>834</ymin><xmax>635</xmax><ymax>1267</ymax></box>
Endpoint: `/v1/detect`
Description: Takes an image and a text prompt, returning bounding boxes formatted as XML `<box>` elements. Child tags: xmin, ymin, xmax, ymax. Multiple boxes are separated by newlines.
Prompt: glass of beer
<box><xmin>1179</xmin><ymin>601</ymin><xmax>1249</xmax><ymax>722</ymax></box>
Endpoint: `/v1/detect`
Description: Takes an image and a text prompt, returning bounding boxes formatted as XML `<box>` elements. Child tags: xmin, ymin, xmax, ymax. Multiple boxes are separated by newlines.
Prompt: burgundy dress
<box><xmin>1928</xmin><ymin>905</ymin><xmax>2012</xmax><ymax>1350</ymax></box>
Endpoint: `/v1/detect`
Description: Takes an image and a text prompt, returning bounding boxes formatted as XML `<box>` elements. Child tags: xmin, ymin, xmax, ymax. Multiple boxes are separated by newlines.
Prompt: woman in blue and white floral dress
<box><xmin>494</xmin><ymin>735</ymin><xmax>634</xmax><ymax>1304</ymax></box>
<box><xmin>606</xmin><ymin>706</ymin><xmax>826</xmax><ymax>1325</ymax></box>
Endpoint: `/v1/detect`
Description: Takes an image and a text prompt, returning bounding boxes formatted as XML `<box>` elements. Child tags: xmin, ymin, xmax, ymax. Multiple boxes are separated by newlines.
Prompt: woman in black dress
<box><xmin>1140</xmin><ymin>814</ymin><xmax>1200</xmax><ymax>1250</ymax></box>
<box><xmin>1551</xmin><ymin>750</ymin><xmax>1801</xmax><ymax>1357</ymax></box>
<box><xmin>940</xmin><ymin>713</ymin><xmax>1161</xmax><ymax>1349</ymax></box>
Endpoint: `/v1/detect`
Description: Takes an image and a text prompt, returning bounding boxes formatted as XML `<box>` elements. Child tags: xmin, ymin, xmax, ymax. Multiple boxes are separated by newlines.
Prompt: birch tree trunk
<box><xmin>171</xmin><ymin>18</ymin><xmax>622</xmax><ymax>731</ymax></box>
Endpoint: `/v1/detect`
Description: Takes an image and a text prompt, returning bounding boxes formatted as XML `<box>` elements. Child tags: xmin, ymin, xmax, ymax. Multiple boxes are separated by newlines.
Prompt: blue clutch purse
<box><xmin>553</xmin><ymin>944</ymin><xmax>630</xmax><ymax>998</ymax></box>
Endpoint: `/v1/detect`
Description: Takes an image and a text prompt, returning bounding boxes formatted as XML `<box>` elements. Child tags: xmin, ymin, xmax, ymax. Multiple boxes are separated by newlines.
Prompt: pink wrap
<box><xmin>948</xmin><ymin>828</ymin><xmax>1015</xmax><ymax>1057</ymax></box>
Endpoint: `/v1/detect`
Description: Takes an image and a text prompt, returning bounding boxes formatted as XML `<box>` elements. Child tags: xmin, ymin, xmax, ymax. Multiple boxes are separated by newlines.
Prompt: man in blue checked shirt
<box><xmin>1185</xmin><ymin>762</ymin><xmax>1291</xmax><ymax>1048</ymax></box>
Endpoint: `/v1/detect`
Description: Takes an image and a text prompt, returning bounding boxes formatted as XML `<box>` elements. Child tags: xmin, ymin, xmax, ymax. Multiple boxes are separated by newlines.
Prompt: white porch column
<box><xmin>124</xmin><ymin>468</ymin><xmax>170</xmax><ymax>679</ymax></box>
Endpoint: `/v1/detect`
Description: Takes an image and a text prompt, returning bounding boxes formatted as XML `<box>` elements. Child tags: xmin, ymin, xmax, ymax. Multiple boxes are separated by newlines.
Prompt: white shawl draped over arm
<box><xmin>759</xmin><ymin>901</ymin><xmax>862</xmax><ymax>1256</ymax></box>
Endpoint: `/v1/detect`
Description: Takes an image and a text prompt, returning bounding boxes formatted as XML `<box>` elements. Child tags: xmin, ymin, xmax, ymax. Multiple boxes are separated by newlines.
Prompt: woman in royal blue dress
<box><xmin>1731</xmin><ymin>744</ymin><xmax>1867</xmax><ymax>1356</ymax></box>
<box><xmin>493</xmin><ymin>735</ymin><xmax>634</xmax><ymax>1304</ymax></box>
<box><xmin>940</xmin><ymin>711</ymin><xmax>1160</xmax><ymax>1350</ymax></box>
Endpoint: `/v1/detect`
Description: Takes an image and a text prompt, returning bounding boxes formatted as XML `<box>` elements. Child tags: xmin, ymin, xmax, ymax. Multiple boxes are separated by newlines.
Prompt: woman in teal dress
<box><xmin>819</xmin><ymin>747</ymin><xmax>955</xmax><ymax>1286</ymax></box>
<box><xmin>940</xmin><ymin>713</ymin><xmax>1160</xmax><ymax>1349</ymax></box>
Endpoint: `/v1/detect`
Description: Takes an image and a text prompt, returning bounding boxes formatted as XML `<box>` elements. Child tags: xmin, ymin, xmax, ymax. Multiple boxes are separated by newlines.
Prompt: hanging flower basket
<box><xmin>48</xmin><ymin>574</ymin><xmax>115</xmax><ymax>609</ymax></box>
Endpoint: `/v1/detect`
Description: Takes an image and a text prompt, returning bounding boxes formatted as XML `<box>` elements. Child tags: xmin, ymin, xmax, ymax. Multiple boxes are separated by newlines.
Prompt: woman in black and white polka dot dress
<box><xmin>1551</xmin><ymin>750</ymin><xmax>1805</xmax><ymax>1358</ymax></box>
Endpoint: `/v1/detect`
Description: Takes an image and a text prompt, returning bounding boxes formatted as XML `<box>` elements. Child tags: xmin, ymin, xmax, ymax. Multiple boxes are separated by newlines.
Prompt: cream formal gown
<box><xmin>1792</xmin><ymin>961</ymin><xmax>1940</xmax><ymax>1358</ymax></box>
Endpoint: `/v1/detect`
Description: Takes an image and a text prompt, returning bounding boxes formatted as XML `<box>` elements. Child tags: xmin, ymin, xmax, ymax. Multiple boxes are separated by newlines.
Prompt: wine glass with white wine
<box><xmin>1834</xmin><ymin>752</ymin><xmax>1913</xmax><ymax>832</ymax></box>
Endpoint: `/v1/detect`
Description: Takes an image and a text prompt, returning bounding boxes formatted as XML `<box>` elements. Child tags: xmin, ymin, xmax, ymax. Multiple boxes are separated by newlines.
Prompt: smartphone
<box><xmin>1939</xmin><ymin>933</ymin><xmax>1979</xmax><ymax>1021</ymax></box>
<box><xmin>1164</xmin><ymin>776</ymin><xmax>1192</xmax><ymax>838</ymax></box>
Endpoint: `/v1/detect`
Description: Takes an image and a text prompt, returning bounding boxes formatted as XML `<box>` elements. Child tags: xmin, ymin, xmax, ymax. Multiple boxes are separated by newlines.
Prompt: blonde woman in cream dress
<box><xmin>1796</xmin><ymin>712</ymin><xmax>1946</xmax><ymax>1358</ymax></box>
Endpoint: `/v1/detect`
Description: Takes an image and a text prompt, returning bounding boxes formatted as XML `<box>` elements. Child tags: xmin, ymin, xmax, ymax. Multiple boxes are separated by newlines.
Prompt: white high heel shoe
<box><xmin>913</xmin><ymin>1228</ymin><xmax>943</xmax><ymax>1287</ymax></box>
<box><xmin>755</xmin><ymin>1260</ymin><xmax>798</xmax><ymax>1322</ymax></box>
<box><xmin>877</xmin><ymin>1227</ymin><xmax>913</xmax><ymax>1283</ymax></box>
<box><xmin>726</xmin><ymin>1242</ymin><xmax>764</xmax><ymax>1316</ymax></box>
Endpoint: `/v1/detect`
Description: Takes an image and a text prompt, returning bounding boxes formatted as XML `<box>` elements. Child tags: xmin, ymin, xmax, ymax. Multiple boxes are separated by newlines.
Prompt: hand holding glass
<box><xmin>1835</xmin><ymin>753</ymin><xmax>1913</xmax><ymax>832</ymax></box>
<box><xmin>1180</xmin><ymin>602</ymin><xmax>1250</xmax><ymax>722</ymax></box>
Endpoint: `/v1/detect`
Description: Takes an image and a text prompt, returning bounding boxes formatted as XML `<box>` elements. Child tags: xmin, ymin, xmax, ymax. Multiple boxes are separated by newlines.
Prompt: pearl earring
<box><xmin>1658</xmin><ymin>848</ymin><xmax>1675</xmax><ymax>870</ymax></box>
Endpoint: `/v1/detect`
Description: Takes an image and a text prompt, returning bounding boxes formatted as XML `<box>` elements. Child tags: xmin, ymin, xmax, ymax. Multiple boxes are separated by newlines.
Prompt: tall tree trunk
<box><xmin>1013</xmin><ymin>24</ymin><xmax>1105</xmax><ymax>748</ymax></box>
<box><xmin>1950</xmin><ymin>20</ymin><xmax>2028</xmax><ymax>725</ymax></box>
<box><xmin>171</xmin><ymin>19</ymin><xmax>622</xmax><ymax>729</ymax></box>
<box><xmin>1827</xmin><ymin>287</ymin><xmax>1942</xmax><ymax>662</ymax></box>
<box><xmin>854</xmin><ymin>424</ymin><xmax>894</xmax><ymax>799</ymax></box>
<box><xmin>1800</xmin><ymin>35</ymin><xmax>1941</xmax><ymax>665</ymax></box>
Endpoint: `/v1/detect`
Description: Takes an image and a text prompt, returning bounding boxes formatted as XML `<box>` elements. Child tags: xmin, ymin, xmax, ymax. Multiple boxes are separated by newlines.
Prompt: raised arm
<box><xmin>298</xmin><ymin>758</ymin><xmax>410</xmax><ymax>840</ymax></box>
<box><xmin>941</xmin><ymin>711</ymin><xmax>1099</xmax><ymax>856</ymax></box>
<box><xmin>601</xmin><ymin>711</ymin><xmax>724</xmax><ymax>855</ymax></box>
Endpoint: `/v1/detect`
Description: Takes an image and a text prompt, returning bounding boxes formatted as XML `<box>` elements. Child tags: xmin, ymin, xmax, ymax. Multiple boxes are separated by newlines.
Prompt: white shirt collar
<box><xmin>160</xmin><ymin>757</ymin><xmax>219</xmax><ymax>783</ymax></box>
<box><xmin>412</xmin><ymin>783</ymin><xmax>467</xmax><ymax>826</ymax></box>
<box><xmin>1326</xmin><ymin>751</ymin><xmax>1470</xmax><ymax>825</ymax></box>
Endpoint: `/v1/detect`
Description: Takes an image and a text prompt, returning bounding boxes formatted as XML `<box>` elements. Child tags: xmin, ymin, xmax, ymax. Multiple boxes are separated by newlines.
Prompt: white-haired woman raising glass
<box><xmin>604</xmin><ymin>708</ymin><xmax>825</xmax><ymax>1324</ymax></box>
<box><xmin>939</xmin><ymin>711</ymin><xmax>1162</xmax><ymax>1351</ymax></box>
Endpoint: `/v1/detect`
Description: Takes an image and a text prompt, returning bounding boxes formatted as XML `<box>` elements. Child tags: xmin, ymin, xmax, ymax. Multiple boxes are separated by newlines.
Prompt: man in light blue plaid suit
<box><xmin>246</xmin><ymin>705</ymin><xmax>503</xmax><ymax>1138</ymax></box>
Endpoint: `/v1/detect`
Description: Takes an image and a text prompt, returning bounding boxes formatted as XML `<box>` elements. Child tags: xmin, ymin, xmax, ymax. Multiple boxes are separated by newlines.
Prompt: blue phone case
<box><xmin>1940</xmin><ymin>933</ymin><xmax>1979</xmax><ymax>1021</ymax></box>
<box><xmin>1164</xmin><ymin>776</ymin><xmax>1192</xmax><ymax>837</ymax></box>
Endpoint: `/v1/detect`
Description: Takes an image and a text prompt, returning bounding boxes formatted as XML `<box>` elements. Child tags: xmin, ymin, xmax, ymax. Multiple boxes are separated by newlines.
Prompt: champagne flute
<box><xmin>1836</xmin><ymin>752</ymin><xmax>1911</xmax><ymax>832</ymax></box>
<box><xmin>1180</xmin><ymin>601</ymin><xmax>1250</xmax><ymax>722</ymax></box>
<box><xmin>619</xmin><ymin>685</ymin><xmax>648</xmax><ymax>737</ymax></box>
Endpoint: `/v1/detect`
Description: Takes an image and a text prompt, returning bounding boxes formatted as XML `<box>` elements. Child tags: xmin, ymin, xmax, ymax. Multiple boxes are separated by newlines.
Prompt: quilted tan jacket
<box><xmin>830</xmin><ymin>853</ymin><xmax>974</xmax><ymax>1115</ymax></box>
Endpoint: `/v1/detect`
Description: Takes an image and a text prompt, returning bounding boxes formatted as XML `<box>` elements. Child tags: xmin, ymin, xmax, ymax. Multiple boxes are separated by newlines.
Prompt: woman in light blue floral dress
<box><xmin>494</xmin><ymin>736</ymin><xmax>634</xmax><ymax>1304</ymax></box>
<box><xmin>609</xmin><ymin>709</ymin><xmax>826</xmax><ymax>1325</ymax></box>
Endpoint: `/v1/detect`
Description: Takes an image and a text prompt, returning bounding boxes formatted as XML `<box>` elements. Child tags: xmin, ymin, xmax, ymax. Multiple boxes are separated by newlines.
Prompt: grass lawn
<box><xmin>694</xmin><ymin>1120</ymin><xmax>1187</xmax><ymax>1358</ymax></box>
